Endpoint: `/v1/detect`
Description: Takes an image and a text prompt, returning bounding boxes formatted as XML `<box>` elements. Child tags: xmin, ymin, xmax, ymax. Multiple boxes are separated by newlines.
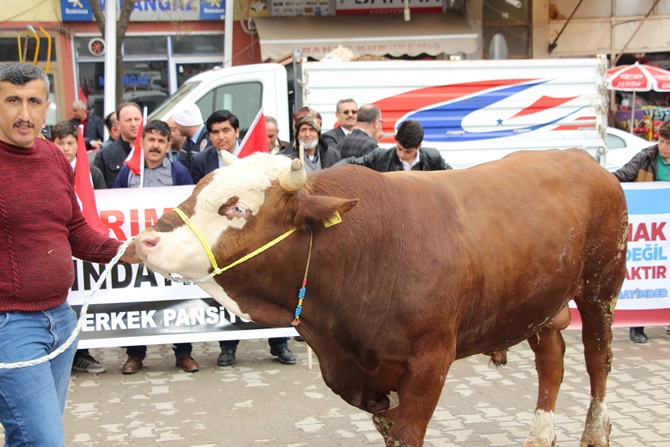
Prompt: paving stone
<box><xmin>1</xmin><ymin>327</ymin><xmax>668</xmax><ymax>446</ymax></box>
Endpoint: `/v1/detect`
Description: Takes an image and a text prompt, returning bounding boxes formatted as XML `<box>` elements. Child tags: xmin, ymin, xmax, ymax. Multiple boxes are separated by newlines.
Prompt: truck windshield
<box><xmin>149</xmin><ymin>81</ymin><xmax>201</xmax><ymax>120</ymax></box>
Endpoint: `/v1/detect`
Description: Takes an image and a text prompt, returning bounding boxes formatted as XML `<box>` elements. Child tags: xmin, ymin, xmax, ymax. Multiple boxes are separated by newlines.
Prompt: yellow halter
<box><xmin>168</xmin><ymin>207</ymin><xmax>296</xmax><ymax>284</ymax></box>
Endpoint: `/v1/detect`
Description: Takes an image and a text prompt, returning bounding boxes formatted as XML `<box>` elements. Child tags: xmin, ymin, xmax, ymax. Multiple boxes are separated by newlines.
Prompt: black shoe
<box><xmin>629</xmin><ymin>328</ymin><xmax>648</xmax><ymax>344</ymax></box>
<box><xmin>666</xmin><ymin>326</ymin><xmax>670</xmax><ymax>336</ymax></box>
<box><xmin>271</xmin><ymin>346</ymin><xmax>296</xmax><ymax>365</ymax></box>
<box><xmin>294</xmin><ymin>336</ymin><xmax>305</xmax><ymax>342</ymax></box>
<box><xmin>217</xmin><ymin>349</ymin><xmax>236</xmax><ymax>366</ymax></box>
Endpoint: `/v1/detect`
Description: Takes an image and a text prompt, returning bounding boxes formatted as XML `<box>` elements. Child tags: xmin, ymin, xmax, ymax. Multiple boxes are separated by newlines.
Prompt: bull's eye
<box><xmin>220</xmin><ymin>201</ymin><xmax>250</xmax><ymax>220</ymax></box>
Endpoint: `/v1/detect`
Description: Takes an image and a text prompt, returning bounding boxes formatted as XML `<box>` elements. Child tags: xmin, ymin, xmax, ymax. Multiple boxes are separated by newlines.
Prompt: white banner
<box><xmin>70</xmin><ymin>186</ymin><xmax>297</xmax><ymax>348</ymax></box>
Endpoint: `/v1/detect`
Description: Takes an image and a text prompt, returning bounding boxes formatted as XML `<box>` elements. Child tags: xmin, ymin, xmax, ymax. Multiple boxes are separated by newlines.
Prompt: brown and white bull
<box><xmin>136</xmin><ymin>149</ymin><xmax>627</xmax><ymax>447</ymax></box>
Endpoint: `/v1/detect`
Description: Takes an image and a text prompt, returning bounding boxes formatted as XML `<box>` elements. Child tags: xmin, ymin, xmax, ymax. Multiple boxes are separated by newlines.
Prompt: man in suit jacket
<box><xmin>321</xmin><ymin>98</ymin><xmax>358</xmax><ymax>151</ymax></box>
<box><xmin>336</xmin><ymin>104</ymin><xmax>383</xmax><ymax>159</ymax></box>
<box><xmin>191</xmin><ymin>110</ymin><xmax>241</xmax><ymax>183</ymax></box>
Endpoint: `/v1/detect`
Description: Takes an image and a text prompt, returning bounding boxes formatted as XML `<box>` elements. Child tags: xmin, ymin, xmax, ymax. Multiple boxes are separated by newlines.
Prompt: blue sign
<box><xmin>61</xmin><ymin>0</ymin><xmax>94</xmax><ymax>22</ymax></box>
<box><xmin>200</xmin><ymin>0</ymin><xmax>225</xmax><ymax>20</ymax></box>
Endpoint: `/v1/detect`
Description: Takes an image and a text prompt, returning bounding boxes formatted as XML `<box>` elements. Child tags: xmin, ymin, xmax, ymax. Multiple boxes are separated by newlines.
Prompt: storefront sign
<box><xmin>60</xmin><ymin>0</ymin><xmax>222</xmax><ymax>22</ymax></box>
<box><xmin>335</xmin><ymin>0</ymin><xmax>442</xmax><ymax>15</ymax></box>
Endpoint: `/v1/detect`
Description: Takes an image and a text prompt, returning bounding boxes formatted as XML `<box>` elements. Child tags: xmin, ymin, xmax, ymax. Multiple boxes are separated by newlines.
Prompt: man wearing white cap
<box><xmin>171</xmin><ymin>102</ymin><xmax>211</xmax><ymax>174</ymax></box>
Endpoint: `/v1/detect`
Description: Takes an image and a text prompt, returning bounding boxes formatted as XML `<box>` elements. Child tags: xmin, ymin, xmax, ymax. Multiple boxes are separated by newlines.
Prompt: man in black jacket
<box><xmin>93</xmin><ymin>102</ymin><xmax>143</xmax><ymax>188</ymax></box>
<box><xmin>335</xmin><ymin>120</ymin><xmax>451</xmax><ymax>172</ymax></box>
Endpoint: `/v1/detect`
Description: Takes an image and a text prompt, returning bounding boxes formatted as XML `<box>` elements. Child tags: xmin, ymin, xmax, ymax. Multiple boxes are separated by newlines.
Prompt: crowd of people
<box><xmin>1</xmin><ymin>60</ymin><xmax>669</xmax><ymax>445</ymax></box>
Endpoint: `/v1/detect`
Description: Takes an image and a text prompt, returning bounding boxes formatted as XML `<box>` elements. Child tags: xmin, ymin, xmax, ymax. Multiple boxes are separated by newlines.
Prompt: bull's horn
<box><xmin>279</xmin><ymin>158</ymin><xmax>307</xmax><ymax>191</ymax></box>
<box><xmin>219</xmin><ymin>150</ymin><xmax>238</xmax><ymax>166</ymax></box>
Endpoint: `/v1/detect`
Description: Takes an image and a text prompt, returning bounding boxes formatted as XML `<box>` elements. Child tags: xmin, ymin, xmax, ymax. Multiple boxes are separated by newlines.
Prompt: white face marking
<box><xmin>139</xmin><ymin>153</ymin><xmax>293</xmax><ymax>281</ymax></box>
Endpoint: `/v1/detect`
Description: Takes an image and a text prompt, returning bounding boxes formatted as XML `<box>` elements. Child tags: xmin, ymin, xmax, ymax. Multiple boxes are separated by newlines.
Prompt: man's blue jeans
<box><xmin>0</xmin><ymin>302</ymin><xmax>77</xmax><ymax>446</ymax></box>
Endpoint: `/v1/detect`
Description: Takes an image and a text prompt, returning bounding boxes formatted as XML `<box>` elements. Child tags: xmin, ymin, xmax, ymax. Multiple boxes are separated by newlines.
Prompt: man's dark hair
<box><xmin>116</xmin><ymin>102</ymin><xmax>142</xmax><ymax>121</ymax></box>
<box><xmin>395</xmin><ymin>120</ymin><xmax>424</xmax><ymax>149</ymax></box>
<box><xmin>206</xmin><ymin>110</ymin><xmax>239</xmax><ymax>132</ymax></box>
<box><xmin>104</xmin><ymin>112</ymin><xmax>117</xmax><ymax>133</ymax></box>
<box><xmin>51</xmin><ymin>121</ymin><xmax>78</xmax><ymax>142</ymax></box>
<box><xmin>0</xmin><ymin>62</ymin><xmax>49</xmax><ymax>92</ymax></box>
<box><xmin>143</xmin><ymin>120</ymin><xmax>171</xmax><ymax>140</ymax></box>
<box><xmin>659</xmin><ymin>120</ymin><xmax>670</xmax><ymax>140</ymax></box>
<box><xmin>357</xmin><ymin>104</ymin><xmax>381</xmax><ymax>123</ymax></box>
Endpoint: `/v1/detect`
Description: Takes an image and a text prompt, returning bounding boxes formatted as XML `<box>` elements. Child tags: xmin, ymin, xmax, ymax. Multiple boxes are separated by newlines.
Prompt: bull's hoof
<box><xmin>386</xmin><ymin>435</ymin><xmax>414</xmax><ymax>447</ymax></box>
<box><xmin>579</xmin><ymin>433</ymin><xmax>610</xmax><ymax>447</ymax></box>
<box><xmin>522</xmin><ymin>434</ymin><xmax>556</xmax><ymax>447</ymax></box>
<box><xmin>372</xmin><ymin>414</ymin><xmax>393</xmax><ymax>438</ymax></box>
<box><xmin>581</xmin><ymin>409</ymin><xmax>611</xmax><ymax>446</ymax></box>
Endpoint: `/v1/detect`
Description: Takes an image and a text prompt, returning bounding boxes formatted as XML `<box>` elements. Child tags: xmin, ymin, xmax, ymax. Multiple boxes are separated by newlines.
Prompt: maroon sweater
<box><xmin>0</xmin><ymin>138</ymin><xmax>122</xmax><ymax>312</ymax></box>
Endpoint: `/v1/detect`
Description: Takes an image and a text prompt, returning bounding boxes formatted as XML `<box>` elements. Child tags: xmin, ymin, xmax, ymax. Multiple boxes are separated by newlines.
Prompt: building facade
<box><xmin>1</xmin><ymin>0</ymin><xmax>668</xmax><ymax>125</ymax></box>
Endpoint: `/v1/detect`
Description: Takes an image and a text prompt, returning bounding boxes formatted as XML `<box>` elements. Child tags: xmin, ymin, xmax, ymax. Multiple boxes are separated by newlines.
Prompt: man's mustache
<box><xmin>15</xmin><ymin>120</ymin><xmax>34</xmax><ymax>128</ymax></box>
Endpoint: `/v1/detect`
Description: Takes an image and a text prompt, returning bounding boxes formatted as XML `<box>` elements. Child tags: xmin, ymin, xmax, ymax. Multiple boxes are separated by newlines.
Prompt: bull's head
<box><xmin>135</xmin><ymin>152</ymin><xmax>357</xmax><ymax>320</ymax></box>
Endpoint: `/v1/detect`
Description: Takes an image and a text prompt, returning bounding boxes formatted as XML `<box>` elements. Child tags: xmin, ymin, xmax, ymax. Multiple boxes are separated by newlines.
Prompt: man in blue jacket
<box><xmin>112</xmin><ymin>120</ymin><xmax>198</xmax><ymax>374</ymax></box>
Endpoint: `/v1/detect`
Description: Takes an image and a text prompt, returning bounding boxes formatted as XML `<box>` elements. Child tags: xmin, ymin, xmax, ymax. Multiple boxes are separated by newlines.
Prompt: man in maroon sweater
<box><xmin>0</xmin><ymin>62</ymin><xmax>138</xmax><ymax>446</ymax></box>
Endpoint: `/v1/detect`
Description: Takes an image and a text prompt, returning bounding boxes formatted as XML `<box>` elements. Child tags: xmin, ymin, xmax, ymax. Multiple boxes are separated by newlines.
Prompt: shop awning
<box><xmin>253</xmin><ymin>13</ymin><xmax>478</xmax><ymax>61</ymax></box>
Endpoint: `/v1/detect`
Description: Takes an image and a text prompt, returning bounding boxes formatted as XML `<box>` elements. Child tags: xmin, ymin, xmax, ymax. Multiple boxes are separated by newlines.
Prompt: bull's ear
<box><xmin>299</xmin><ymin>195</ymin><xmax>359</xmax><ymax>227</ymax></box>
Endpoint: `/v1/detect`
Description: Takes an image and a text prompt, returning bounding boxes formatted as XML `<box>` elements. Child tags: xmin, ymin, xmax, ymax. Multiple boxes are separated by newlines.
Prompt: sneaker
<box><xmin>666</xmin><ymin>326</ymin><xmax>670</xmax><ymax>336</ymax></box>
<box><xmin>271</xmin><ymin>346</ymin><xmax>296</xmax><ymax>365</ymax></box>
<box><xmin>72</xmin><ymin>352</ymin><xmax>107</xmax><ymax>373</ymax></box>
<box><xmin>217</xmin><ymin>349</ymin><xmax>236</xmax><ymax>366</ymax></box>
<box><xmin>629</xmin><ymin>327</ymin><xmax>648</xmax><ymax>344</ymax></box>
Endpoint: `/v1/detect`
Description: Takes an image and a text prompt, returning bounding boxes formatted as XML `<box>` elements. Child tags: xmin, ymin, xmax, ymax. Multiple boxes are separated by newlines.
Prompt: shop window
<box><xmin>177</xmin><ymin>63</ymin><xmax>220</xmax><ymax>87</ymax></box>
<box><xmin>79</xmin><ymin>61</ymin><xmax>169</xmax><ymax>118</ymax></box>
<box><xmin>172</xmin><ymin>34</ymin><xmax>224</xmax><ymax>56</ymax></box>
<box><xmin>0</xmin><ymin>37</ymin><xmax>56</xmax><ymax>62</ymax></box>
<box><xmin>482</xmin><ymin>0</ymin><xmax>531</xmax><ymax>59</ymax></box>
<box><xmin>123</xmin><ymin>36</ymin><xmax>167</xmax><ymax>57</ymax></box>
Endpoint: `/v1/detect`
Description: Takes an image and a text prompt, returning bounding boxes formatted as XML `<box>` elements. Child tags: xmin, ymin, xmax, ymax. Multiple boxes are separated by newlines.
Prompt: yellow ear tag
<box><xmin>323</xmin><ymin>211</ymin><xmax>342</xmax><ymax>228</ymax></box>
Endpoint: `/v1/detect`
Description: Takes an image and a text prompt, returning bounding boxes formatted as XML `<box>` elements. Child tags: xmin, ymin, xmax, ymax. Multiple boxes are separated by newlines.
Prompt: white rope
<box><xmin>0</xmin><ymin>238</ymin><xmax>134</xmax><ymax>370</ymax></box>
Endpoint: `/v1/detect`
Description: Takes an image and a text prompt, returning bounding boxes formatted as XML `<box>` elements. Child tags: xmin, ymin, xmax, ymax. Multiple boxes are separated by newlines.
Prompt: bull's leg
<box><xmin>373</xmin><ymin>342</ymin><xmax>455</xmax><ymax>447</ymax></box>
<box><xmin>574</xmin><ymin>295</ymin><xmax>614</xmax><ymax>447</ymax></box>
<box><xmin>523</xmin><ymin>327</ymin><xmax>566</xmax><ymax>447</ymax></box>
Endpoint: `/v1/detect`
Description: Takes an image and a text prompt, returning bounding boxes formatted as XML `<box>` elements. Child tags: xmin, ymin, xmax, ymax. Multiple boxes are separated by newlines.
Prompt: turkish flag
<box><xmin>124</xmin><ymin>109</ymin><xmax>146</xmax><ymax>178</ymax></box>
<box><xmin>236</xmin><ymin>109</ymin><xmax>268</xmax><ymax>159</ymax></box>
<box><xmin>74</xmin><ymin>125</ymin><xmax>108</xmax><ymax>235</ymax></box>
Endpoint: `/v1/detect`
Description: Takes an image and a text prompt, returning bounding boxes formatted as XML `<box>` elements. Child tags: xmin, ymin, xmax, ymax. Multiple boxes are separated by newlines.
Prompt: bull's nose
<box><xmin>137</xmin><ymin>232</ymin><xmax>161</xmax><ymax>256</ymax></box>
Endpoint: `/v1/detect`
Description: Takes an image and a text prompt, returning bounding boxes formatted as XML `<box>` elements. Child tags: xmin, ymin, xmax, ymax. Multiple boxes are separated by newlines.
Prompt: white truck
<box><xmin>150</xmin><ymin>56</ymin><xmax>609</xmax><ymax>169</ymax></box>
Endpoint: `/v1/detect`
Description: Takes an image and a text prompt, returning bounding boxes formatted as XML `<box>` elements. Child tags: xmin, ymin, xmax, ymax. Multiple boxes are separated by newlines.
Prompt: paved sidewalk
<box><xmin>4</xmin><ymin>327</ymin><xmax>670</xmax><ymax>446</ymax></box>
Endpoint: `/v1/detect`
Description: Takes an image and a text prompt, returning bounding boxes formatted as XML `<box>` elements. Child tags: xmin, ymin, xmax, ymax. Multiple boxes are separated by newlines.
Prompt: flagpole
<box><xmin>139</xmin><ymin>107</ymin><xmax>147</xmax><ymax>187</ymax></box>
